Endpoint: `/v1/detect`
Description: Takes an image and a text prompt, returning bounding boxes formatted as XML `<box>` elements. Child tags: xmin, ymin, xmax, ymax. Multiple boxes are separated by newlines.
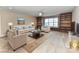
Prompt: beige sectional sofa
<box><xmin>7</xmin><ymin>29</ymin><xmax>27</xmax><ymax>51</ymax></box>
<box><xmin>41</xmin><ymin>26</ymin><xmax>50</xmax><ymax>33</ymax></box>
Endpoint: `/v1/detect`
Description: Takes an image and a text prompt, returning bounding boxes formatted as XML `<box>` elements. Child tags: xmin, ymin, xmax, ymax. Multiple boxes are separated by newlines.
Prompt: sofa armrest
<box><xmin>10</xmin><ymin>34</ymin><xmax>27</xmax><ymax>50</ymax></box>
<box><xmin>13</xmin><ymin>34</ymin><xmax>27</xmax><ymax>43</ymax></box>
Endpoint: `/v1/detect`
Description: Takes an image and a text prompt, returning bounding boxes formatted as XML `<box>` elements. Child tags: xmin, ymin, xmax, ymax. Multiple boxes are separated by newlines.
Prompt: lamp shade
<box><xmin>31</xmin><ymin>22</ymin><xmax>34</xmax><ymax>25</ymax></box>
<box><xmin>8</xmin><ymin>22</ymin><xmax>13</xmax><ymax>26</ymax></box>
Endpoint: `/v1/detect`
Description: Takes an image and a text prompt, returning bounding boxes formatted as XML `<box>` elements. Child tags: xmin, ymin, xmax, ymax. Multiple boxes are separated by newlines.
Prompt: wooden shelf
<box><xmin>36</xmin><ymin>17</ymin><xmax>42</xmax><ymax>29</ymax></box>
<box><xmin>60</xmin><ymin>21</ymin><xmax>71</xmax><ymax>24</ymax></box>
<box><xmin>59</xmin><ymin>12</ymin><xmax>72</xmax><ymax>32</ymax></box>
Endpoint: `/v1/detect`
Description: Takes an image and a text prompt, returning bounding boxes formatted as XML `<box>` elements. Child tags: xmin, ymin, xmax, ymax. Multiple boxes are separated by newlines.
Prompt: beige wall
<box><xmin>72</xmin><ymin>7</ymin><xmax>79</xmax><ymax>23</ymax></box>
<box><xmin>0</xmin><ymin>16</ymin><xmax>1</xmax><ymax>36</ymax></box>
<box><xmin>72</xmin><ymin>6</ymin><xmax>79</xmax><ymax>32</ymax></box>
<box><xmin>0</xmin><ymin>10</ymin><xmax>36</xmax><ymax>37</ymax></box>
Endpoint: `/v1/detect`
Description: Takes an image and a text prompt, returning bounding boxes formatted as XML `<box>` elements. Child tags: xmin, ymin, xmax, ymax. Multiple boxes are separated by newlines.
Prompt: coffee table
<box><xmin>29</xmin><ymin>31</ymin><xmax>44</xmax><ymax>39</ymax></box>
<box><xmin>32</xmin><ymin>31</ymin><xmax>40</xmax><ymax>38</ymax></box>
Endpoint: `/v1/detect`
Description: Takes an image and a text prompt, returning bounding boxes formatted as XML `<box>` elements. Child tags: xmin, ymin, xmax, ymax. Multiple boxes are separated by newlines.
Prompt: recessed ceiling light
<box><xmin>39</xmin><ymin>12</ymin><xmax>43</xmax><ymax>16</ymax></box>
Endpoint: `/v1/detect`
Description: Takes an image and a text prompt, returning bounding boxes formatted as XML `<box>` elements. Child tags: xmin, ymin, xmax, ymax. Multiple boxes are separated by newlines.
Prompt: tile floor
<box><xmin>0</xmin><ymin>31</ymin><xmax>79</xmax><ymax>53</ymax></box>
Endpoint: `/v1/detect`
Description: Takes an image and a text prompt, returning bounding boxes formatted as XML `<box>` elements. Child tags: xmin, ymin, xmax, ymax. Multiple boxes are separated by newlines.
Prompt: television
<box><xmin>76</xmin><ymin>23</ymin><xmax>79</xmax><ymax>36</ymax></box>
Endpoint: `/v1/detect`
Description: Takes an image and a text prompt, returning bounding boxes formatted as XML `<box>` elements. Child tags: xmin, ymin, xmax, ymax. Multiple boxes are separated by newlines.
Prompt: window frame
<box><xmin>44</xmin><ymin>17</ymin><xmax>59</xmax><ymax>28</ymax></box>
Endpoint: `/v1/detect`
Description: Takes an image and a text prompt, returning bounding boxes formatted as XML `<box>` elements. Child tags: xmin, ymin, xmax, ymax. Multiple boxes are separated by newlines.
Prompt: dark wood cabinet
<box><xmin>71</xmin><ymin>22</ymin><xmax>75</xmax><ymax>32</ymax></box>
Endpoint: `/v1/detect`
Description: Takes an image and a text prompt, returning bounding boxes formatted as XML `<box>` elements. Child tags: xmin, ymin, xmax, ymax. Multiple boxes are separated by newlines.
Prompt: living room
<box><xmin>0</xmin><ymin>6</ymin><xmax>79</xmax><ymax>53</ymax></box>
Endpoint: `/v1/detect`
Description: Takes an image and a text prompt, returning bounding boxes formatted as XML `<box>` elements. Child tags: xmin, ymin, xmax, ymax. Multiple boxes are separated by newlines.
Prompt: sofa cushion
<box><xmin>15</xmin><ymin>26</ymin><xmax>23</xmax><ymax>30</ymax></box>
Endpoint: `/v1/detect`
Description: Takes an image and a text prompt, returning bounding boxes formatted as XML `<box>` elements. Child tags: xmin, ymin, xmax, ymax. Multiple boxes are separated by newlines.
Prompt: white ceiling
<box><xmin>0</xmin><ymin>6</ymin><xmax>75</xmax><ymax>16</ymax></box>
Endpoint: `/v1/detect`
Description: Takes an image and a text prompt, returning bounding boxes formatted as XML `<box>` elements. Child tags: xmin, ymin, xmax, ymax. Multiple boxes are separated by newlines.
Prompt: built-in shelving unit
<box><xmin>59</xmin><ymin>12</ymin><xmax>72</xmax><ymax>32</ymax></box>
<box><xmin>36</xmin><ymin>17</ymin><xmax>42</xmax><ymax>29</ymax></box>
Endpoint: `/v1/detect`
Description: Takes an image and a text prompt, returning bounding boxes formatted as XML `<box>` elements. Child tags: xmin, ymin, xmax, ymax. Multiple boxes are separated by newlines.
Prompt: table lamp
<box><xmin>31</xmin><ymin>22</ymin><xmax>34</xmax><ymax>26</ymax></box>
<box><xmin>8</xmin><ymin>22</ymin><xmax>13</xmax><ymax>29</ymax></box>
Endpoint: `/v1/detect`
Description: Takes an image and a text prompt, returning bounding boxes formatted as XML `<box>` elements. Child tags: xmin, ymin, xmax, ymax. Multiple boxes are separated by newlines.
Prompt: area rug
<box><xmin>23</xmin><ymin>34</ymin><xmax>47</xmax><ymax>53</ymax></box>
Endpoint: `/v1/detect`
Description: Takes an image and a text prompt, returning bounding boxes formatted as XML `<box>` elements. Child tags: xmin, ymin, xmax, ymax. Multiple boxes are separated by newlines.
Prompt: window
<box><xmin>44</xmin><ymin>17</ymin><xmax>58</xmax><ymax>28</ymax></box>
